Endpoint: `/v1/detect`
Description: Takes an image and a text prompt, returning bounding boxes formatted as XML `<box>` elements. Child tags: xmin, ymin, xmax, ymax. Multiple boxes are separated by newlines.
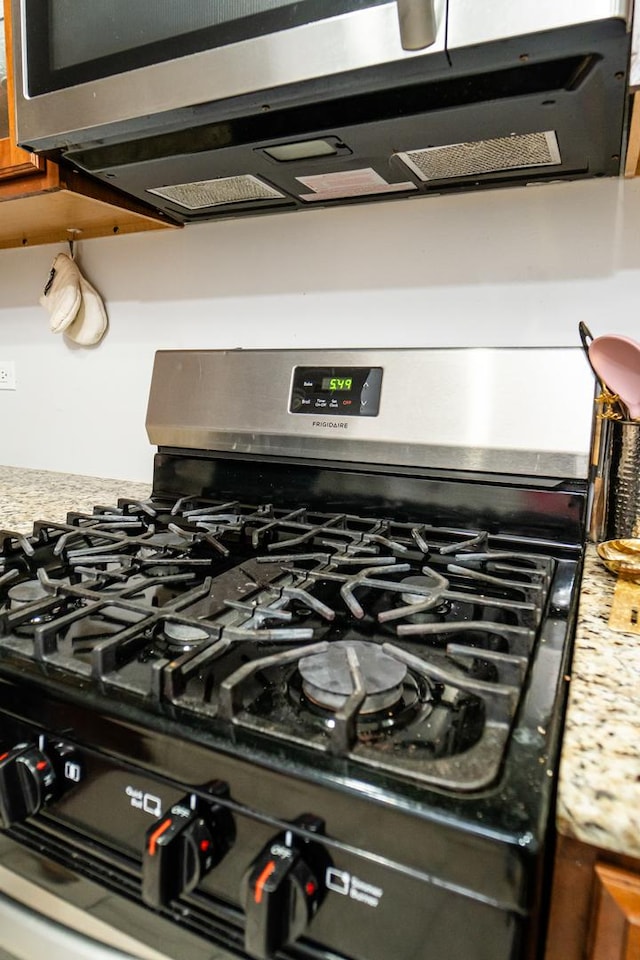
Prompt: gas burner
<box><xmin>285</xmin><ymin>663</ymin><xmax>425</xmax><ymax>745</ymax></box>
<box><xmin>400</xmin><ymin>575</ymin><xmax>437</xmax><ymax>605</ymax></box>
<box><xmin>160</xmin><ymin>621</ymin><xmax>212</xmax><ymax>652</ymax></box>
<box><xmin>138</xmin><ymin>532</ymin><xmax>190</xmax><ymax>556</ymax></box>
<box><xmin>7</xmin><ymin>579</ymin><xmax>49</xmax><ymax>608</ymax></box>
<box><xmin>2</xmin><ymin>577</ymin><xmax>69</xmax><ymax>637</ymax></box>
<box><xmin>396</xmin><ymin>574</ymin><xmax>452</xmax><ymax>622</ymax></box>
<box><xmin>298</xmin><ymin>640</ymin><xmax>407</xmax><ymax>714</ymax></box>
<box><xmin>141</xmin><ymin>564</ymin><xmax>186</xmax><ymax>579</ymax></box>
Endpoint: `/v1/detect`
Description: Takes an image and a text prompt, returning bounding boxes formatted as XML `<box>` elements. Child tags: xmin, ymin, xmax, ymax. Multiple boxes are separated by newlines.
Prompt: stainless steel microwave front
<box><xmin>10</xmin><ymin>1</ymin><xmax>447</xmax><ymax>148</ymax></box>
<box><xmin>11</xmin><ymin>0</ymin><xmax>629</xmax><ymax>150</ymax></box>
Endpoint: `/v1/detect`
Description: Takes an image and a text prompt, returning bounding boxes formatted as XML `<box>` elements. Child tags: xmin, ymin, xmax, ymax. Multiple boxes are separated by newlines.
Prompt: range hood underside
<box><xmin>61</xmin><ymin>21</ymin><xmax>630</xmax><ymax>224</ymax></box>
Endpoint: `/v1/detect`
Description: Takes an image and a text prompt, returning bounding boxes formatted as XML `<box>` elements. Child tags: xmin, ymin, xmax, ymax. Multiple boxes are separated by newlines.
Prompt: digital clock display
<box><xmin>290</xmin><ymin>365</ymin><xmax>383</xmax><ymax>417</ymax></box>
<box><xmin>321</xmin><ymin>377</ymin><xmax>353</xmax><ymax>392</ymax></box>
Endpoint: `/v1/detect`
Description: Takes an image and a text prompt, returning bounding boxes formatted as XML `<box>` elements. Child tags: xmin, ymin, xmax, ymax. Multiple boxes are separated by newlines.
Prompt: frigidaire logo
<box><xmin>312</xmin><ymin>421</ymin><xmax>348</xmax><ymax>429</ymax></box>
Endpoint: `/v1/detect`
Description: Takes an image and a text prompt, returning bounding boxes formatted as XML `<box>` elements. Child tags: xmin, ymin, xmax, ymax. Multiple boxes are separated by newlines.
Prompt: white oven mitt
<box><xmin>63</xmin><ymin>273</ymin><xmax>108</xmax><ymax>346</ymax></box>
<box><xmin>39</xmin><ymin>252</ymin><xmax>82</xmax><ymax>333</ymax></box>
<box><xmin>40</xmin><ymin>252</ymin><xmax>108</xmax><ymax>346</ymax></box>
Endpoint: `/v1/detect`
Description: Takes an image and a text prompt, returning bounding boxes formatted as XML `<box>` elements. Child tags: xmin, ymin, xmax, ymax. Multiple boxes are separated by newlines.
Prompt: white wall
<box><xmin>1</xmin><ymin>174</ymin><xmax>640</xmax><ymax>482</ymax></box>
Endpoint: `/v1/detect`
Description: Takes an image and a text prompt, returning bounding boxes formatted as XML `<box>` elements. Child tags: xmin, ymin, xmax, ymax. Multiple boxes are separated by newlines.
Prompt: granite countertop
<box><xmin>0</xmin><ymin>465</ymin><xmax>638</xmax><ymax>858</ymax></box>
<box><xmin>0</xmin><ymin>464</ymin><xmax>150</xmax><ymax>533</ymax></box>
<box><xmin>556</xmin><ymin>544</ymin><xmax>640</xmax><ymax>858</ymax></box>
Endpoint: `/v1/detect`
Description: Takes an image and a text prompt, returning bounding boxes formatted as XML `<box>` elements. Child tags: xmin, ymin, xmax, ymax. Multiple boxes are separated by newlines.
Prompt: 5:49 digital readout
<box><xmin>321</xmin><ymin>377</ymin><xmax>353</xmax><ymax>392</ymax></box>
<box><xmin>289</xmin><ymin>365</ymin><xmax>382</xmax><ymax>417</ymax></box>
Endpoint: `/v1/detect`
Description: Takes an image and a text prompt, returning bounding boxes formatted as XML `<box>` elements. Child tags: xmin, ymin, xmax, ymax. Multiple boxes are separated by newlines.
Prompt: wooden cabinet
<box><xmin>0</xmin><ymin>1</ymin><xmax>46</xmax><ymax>183</ymax></box>
<box><xmin>0</xmin><ymin>8</ymin><xmax>46</xmax><ymax>185</ymax></box>
<box><xmin>0</xmin><ymin>0</ymin><xmax>176</xmax><ymax>249</ymax></box>
<box><xmin>625</xmin><ymin>6</ymin><xmax>640</xmax><ymax>177</ymax></box>
<box><xmin>545</xmin><ymin>836</ymin><xmax>640</xmax><ymax>960</ymax></box>
<box><xmin>625</xmin><ymin>97</ymin><xmax>640</xmax><ymax>178</ymax></box>
<box><xmin>590</xmin><ymin>864</ymin><xmax>640</xmax><ymax>960</ymax></box>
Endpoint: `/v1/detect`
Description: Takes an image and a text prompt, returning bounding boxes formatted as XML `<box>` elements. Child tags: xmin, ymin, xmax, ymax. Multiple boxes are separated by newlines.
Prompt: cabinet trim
<box><xmin>0</xmin><ymin>140</ymin><xmax>46</xmax><ymax>180</ymax></box>
<box><xmin>590</xmin><ymin>863</ymin><xmax>640</xmax><ymax>960</ymax></box>
<box><xmin>1</xmin><ymin>0</ymin><xmax>48</xmax><ymax>182</ymax></box>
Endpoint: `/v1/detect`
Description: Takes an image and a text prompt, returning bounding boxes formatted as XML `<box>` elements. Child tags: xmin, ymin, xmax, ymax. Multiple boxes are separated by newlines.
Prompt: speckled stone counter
<box><xmin>0</xmin><ymin>464</ymin><xmax>150</xmax><ymax>534</ymax></box>
<box><xmin>556</xmin><ymin>544</ymin><xmax>640</xmax><ymax>858</ymax></box>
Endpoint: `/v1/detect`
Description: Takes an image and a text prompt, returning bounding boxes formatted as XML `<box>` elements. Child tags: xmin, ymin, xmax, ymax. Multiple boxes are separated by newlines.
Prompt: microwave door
<box><xmin>12</xmin><ymin>0</ymin><xmax>447</xmax><ymax>151</ymax></box>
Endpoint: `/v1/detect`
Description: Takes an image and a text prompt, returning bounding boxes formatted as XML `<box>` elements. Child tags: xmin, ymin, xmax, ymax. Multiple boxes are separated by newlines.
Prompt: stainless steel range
<box><xmin>0</xmin><ymin>349</ymin><xmax>587</xmax><ymax>960</ymax></box>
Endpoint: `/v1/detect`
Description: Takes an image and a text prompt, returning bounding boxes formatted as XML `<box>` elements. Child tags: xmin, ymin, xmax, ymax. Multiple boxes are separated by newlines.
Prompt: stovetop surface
<box><xmin>0</xmin><ymin>454</ymin><xmax>585</xmax><ymax>824</ymax></box>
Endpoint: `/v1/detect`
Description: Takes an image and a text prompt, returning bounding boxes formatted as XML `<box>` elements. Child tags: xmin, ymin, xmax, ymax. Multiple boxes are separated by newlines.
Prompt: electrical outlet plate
<box><xmin>0</xmin><ymin>361</ymin><xmax>16</xmax><ymax>390</ymax></box>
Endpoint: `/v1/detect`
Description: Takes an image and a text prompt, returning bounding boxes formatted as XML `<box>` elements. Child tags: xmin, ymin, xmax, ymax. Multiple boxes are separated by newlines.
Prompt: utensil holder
<box><xmin>590</xmin><ymin>415</ymin><xmax>640</xmax><ymax>542</ymax></box>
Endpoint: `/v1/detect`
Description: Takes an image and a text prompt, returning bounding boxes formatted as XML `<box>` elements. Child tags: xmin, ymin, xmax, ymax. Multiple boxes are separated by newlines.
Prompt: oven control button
<box><xmin>142</xmin><ymin>787</ymin><xmax>234</xmax><ymax>909</ymax></box>
<box><xmin>0</xmin><ymin>739</ymin><xmax>82</xmax><ymax>827</ymax></box>
<box><xmin>242</xmin><ymin>814</ymin><xmax>330</xmax><ymax>960</ymax></box>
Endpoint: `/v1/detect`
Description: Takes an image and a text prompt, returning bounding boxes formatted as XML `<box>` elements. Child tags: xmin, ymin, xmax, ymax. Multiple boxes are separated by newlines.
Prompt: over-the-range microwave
<box><xmin>10</xmin><ymin>0</ymin><xmax>633</xmax><ymax>225</ymax></box>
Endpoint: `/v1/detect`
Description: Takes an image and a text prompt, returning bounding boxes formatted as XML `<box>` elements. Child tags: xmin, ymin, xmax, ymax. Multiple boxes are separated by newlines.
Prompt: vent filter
<box><xmin>148</xmin><ymin>175</ymin><xmax>285</xmax><ymax>209</ymax></box>
<box><xmin>397</xmin><ymin>131</ymin><xmax>561</xmax><ymax>182</ymax></box>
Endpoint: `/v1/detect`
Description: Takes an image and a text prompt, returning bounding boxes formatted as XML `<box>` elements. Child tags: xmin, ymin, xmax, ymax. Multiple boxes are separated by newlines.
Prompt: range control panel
<box><xmin>289</xmin><ymin>367</ymin><xmax>383</xmax><ymax>417</ymax></box>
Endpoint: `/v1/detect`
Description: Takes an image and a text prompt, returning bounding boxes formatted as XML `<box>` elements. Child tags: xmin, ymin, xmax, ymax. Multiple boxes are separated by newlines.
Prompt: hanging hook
<box><xmin>67</xmin><ymin>228</ymin><xmax>82</xmax><ymax>260</ymax></box>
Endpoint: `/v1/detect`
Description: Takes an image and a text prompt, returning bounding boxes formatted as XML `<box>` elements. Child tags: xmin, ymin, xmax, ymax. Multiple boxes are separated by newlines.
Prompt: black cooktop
<box><xmin>0</xmin><ymin>473</ymin><xmax>579</xmax><ymax>804</ymax></box>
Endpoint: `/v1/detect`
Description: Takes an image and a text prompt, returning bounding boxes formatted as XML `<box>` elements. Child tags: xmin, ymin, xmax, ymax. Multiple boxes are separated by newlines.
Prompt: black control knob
<box><xmin>142</xmin><ymin>785</ymin><xmax>234</xmax><ymax>909</ymax></box>
<box><xmin>0</xmin><ymin>739</ymin><xmax>83</xmax><ymax>827</ymax></box>
<box><xmin>242</xmin><ymin>815</ymin><xmax>329</xmax><ymax>960</ymax></box>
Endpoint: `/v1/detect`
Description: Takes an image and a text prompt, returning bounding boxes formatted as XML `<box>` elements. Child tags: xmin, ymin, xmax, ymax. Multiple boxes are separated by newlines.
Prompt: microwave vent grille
<box><xmin>396</xmin><ymin>131</ymin><xmax>561</xmax><ymax>182</ymax></box>
<box><xmin>147</xmin><ymin>174</ymin><xmax>285</xmax><ymax>209</ymax></box>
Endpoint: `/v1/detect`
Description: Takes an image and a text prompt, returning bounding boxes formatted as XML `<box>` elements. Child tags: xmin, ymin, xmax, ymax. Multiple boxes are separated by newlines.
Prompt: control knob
<box><xmin>0</xmin><ymin>739</ymin><xmax>82</xmax><ymax>827</ymax></box>
<box><xmin>242</xmin><ymin>814</ymin><xmax>330</xmax><ymax>960</ymax></box>
<box><xmin>142</xmin><ymin>783</ymin><xmax>234</xmax><ymax>909</ymax></box>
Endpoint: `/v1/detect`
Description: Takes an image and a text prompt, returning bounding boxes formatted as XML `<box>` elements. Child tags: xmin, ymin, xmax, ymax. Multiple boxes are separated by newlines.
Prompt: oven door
<box><xmin>0</xmin><ymin>896</ymin><xmax>158</xmax><ymax>960</ymax></box>
<box><xmin>0</xmin><ymin>833</ymin><xmax>232</xmax><ymax>960</ymax></box>
<box><xmin>11</xmin><ymin>0</ymin><xmax>447</xmax><ymax>151</ymax></box>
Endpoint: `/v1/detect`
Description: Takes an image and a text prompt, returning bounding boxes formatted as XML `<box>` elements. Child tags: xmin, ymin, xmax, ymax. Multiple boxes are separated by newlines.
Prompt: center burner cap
<box><xmin>144</xmin><ymin>564</ymin><xmax>184</xmax><ymax>579</ymax></box>
<box><xmin>7</xmin><ymin>579</ymin><xmax>49</xmax><ymax>607</ymax></box>
<box><xmin>162</xmin><ymin>621</ymin><xmax>210</xmax><ymax>650</ymax></box>
<box><xmin>138</xmin><ymin>532</ymin><xmax>189</xmax><ymax>558</ymax></box>
<box><xmin>298</xmin><ymin>640</ymin><xmax>407</xmax><ymax>714</ymax></box>
<box><xmin>400</xmin><ymin>575</ymin><xmax>435</xmax><ymax>605</ymax></box>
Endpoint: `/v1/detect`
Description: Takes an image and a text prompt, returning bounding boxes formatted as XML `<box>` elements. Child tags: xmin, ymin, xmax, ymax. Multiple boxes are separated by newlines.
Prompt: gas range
<box><xmin>0</xmin><ymin>349</ymin><xmax>587</xmax><ymax>960</ymax></box>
